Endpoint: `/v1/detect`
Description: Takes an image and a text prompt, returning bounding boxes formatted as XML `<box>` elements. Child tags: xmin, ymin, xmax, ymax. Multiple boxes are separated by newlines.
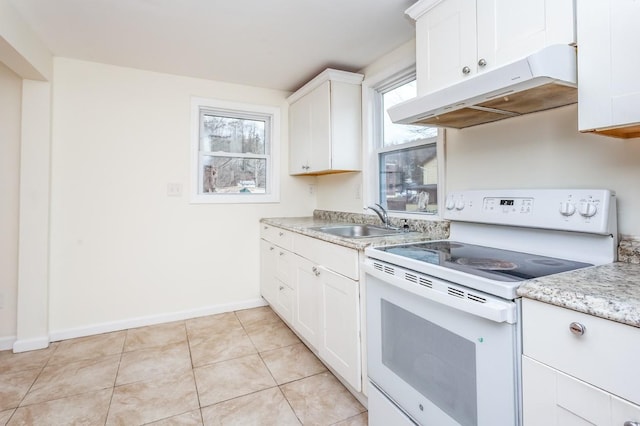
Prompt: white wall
<box><xmin>0</xmin><ymin>61</ymin><xmax>21</xmax><ymax>343</ymax></box>
<box><xmin>446</xmin><ymin>104</ymin><xmax>640</xmax><ymax>236</ymax></box>
<box><xmin>49</xmin><ymin>58</ymin><xmax>314</xmax><ymax>335</ymax></box>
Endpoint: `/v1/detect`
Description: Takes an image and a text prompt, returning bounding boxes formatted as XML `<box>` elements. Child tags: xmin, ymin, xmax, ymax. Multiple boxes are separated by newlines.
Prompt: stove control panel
<box><xmin>444</xmin><ymin>189</ymin><xmax>616</xmax><ymax>235</ymax></box>
<box><xmin>482</xmin><ymin>197</ymin><xmax>534</xmax><ymax>215</ymax></box>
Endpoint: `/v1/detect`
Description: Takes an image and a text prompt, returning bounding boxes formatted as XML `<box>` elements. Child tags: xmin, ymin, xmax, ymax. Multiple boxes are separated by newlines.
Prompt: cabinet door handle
<box><xmin>279</xmin><ymin>251</ymin><xmax>285</xmax><ymax>256</ymax></box>
<box><xmin>569</xmin><ymin>322</ymin><xmax>586</xmax><ymax>336</ymax></box>
<box><xmin>279</xmin><ymin>232</ymin><xmax>284</xmax><ymax>236</ymax></box>
<box><xmin>279</xmin><ymin>285</ymin><xmax>284</xmax><ymax>290</ymax></box>
<box><xmin>312</xmin><ymin>266</ymin><xmax>320</xmax><ymax>276</ymax></box>
<box><xmin>478</xmin><ymin>58</ymin><xmax>487</xmax><ymax>67</ymax></box>
<box><xmin>269</xmin><ymin>246</ymin><xmax>275</xmax><ymax>251</ymax></box>
<box><xmin>462</xmin><ymin>66</ymin><xmax>471</xmax><ymax>75</ymax></box>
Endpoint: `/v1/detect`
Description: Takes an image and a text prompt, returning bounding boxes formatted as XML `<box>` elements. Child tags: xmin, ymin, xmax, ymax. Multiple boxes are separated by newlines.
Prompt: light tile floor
<box><xmin>0</xmin><ymin>306</ymin><xmax>368</xmax><ymax>425</ymax></box>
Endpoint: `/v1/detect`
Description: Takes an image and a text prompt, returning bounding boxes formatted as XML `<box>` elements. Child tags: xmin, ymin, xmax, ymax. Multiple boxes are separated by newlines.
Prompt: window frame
<box><xmin>363</xmin><ymin>66</ymin><xmax>445</xmax><ymax>218</ymax></box>
<box><xmin>190</xmin><ymin>97</ymin><xmax>280</xmax><ymax>204</ymax></box>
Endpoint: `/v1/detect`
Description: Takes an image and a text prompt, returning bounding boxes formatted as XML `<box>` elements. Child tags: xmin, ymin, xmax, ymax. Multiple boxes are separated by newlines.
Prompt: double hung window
<box><xmin>191</xmin><ymin>97</ymin><xmax>280</xmax><ymax>203</ymax></box>
<box><xmin>374</xmin><ymin>78</ymin><xmax>439</xmax><ymax>214</ymax></box>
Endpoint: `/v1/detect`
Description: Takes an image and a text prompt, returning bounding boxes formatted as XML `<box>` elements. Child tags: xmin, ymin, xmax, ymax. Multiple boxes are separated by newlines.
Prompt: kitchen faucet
<box><xmin>366</xmin><ymin>203</ymin><xmax>393</xmax><ymax>229</ymax></box>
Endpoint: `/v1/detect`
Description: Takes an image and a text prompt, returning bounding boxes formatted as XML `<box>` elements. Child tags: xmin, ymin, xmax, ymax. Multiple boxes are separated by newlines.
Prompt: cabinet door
<box><xmin>288</xmin><ymin>94</ymin><xmax>311</xmax><ymax>174</ymax></box>
<box><xmin>578</xmin><ymin>0</ymin><xmax>640</xmax><ymax>135</ymax></box>
<box><xmin>523</xmin><ymin>356</ymin><xmax>640</xmax><ymax>426</ymax></box>
<box><xmin>318</xmin><ymin>266</ymin><xmax>361</xmax><ymax>391</ymax></box>
<box><xmin>612</xmin><ymin>395</ymin><xmax>640</xmax><ymax>426</ymax></box>
<box><xmin>307</xmin><ymin>81</ymin><xmax>332</xmax><ymax>173</ymax></box>
<box><xmin>477</xmin><ymin>0</ymin><xmax>575</xmax><ymax>72</ymax></box>
<box><xmin>259</xmin><ymin>239</ymin><xmax>277</xmax><ymax>306</ymax></box>
<box><xmin>416</xmin><ymin>0</ymin><xmax>477</xmax><ymax>95</ymax></box>
<box><xmin>293</xmin><ymin>256</ymin><xmax>320</xmax><ymax>349</ymax></box>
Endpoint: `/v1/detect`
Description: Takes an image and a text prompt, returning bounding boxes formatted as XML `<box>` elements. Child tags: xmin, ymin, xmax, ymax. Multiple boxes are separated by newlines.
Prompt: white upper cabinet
<box><xmin>409</xmin><ymin>0</ymin><xmax>575</xmax><ymax>95</ymax></box>
<box><xmin>578</xmin><ymin>0</ymin><xmax>640</xmax><ymax>138</ymax></box>
<box><xmin>288</xmin><ymin>69</ymin><xmax>363</xmax><ymax>175</ymax></box>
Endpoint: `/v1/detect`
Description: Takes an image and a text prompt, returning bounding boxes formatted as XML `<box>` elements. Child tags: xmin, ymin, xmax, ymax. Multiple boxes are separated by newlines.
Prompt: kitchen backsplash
<box><xmin>313</xmin><ymin>209</ymin><xmax>450</xmax><ymax>238</ymax></box>
<box><xmin>619</xmin><ymin>237</ymin><xmax>640</xmax><ymax>264</ymax></box>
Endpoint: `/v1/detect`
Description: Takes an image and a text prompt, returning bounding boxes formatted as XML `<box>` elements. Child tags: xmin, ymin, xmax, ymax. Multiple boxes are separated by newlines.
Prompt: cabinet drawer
<box><xmin>523</xmin><ymin>299</ymin><xmax>640</xmax><ymax>405</ymax></box>
<box><xmin>260</xmin><ymin>224</ymin><xmax>294</xmax><ymax>251</ymax></box>
<box><xmin>293</xmin><ymin>233</ymin><xmax>359</xmax><ymax>280</ymax></box>
<box><xmin>523</xmin><ymin>356</ymin><xmax>640</xmax><ymax>426</ymax></box>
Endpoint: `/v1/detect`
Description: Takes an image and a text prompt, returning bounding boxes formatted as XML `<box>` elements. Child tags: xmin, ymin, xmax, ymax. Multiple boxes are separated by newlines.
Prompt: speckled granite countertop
<box><xmin>260</xmin><ymin>210</ymin><xmax>449</xmax><ymax>251</ymax></box>
<box><xmin>517</xmin><ymin>262</ymin><xmax>640</xmax><ymax>328</ymax></box>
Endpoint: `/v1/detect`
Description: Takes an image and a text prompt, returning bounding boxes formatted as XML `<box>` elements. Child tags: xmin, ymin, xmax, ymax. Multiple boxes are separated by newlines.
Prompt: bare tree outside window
<box><xmin>199</xmin><ymin>111</ymin><xmax>269</xmax><ymax>194</ymax></box>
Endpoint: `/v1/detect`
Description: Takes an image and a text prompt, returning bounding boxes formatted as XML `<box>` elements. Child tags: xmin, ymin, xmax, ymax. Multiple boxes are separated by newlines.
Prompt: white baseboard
<box><xmin>0</xmin><ymin>335</ymin><xmax>17</xmax><ymax>351</ymax></box>
<box><xmin>49</xmin><ymin>298</ymin><xmax>268</xmax><ymax>343</ymax></box>
<box><xmin>13</xmin><ymin>336</ymin><xmax>50</xmax><ymax>353</ymax></box>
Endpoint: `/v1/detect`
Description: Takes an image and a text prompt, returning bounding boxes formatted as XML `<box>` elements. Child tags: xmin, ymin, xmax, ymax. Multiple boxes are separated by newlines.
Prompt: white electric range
<box><xmin>365</xmin><ymin>189</ymin><xmax>618</xmax><ymax>426</ymax></box>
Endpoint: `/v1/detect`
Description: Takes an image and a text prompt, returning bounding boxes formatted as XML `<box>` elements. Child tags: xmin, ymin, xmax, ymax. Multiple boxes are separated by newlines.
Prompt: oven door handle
<box><xmin>365</xmin><ymin>263</ymin><xmax>517</xmax><ymax>324</ymax></box>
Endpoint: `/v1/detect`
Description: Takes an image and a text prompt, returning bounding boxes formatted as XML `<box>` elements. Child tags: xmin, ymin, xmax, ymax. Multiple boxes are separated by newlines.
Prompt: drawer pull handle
<box><xmin>279</xmin><ymin>252</ymin><xmax>285</xmax><ymax>256</ymax></box>
<box><xmin>312</xmin><ymin>266</ymin><xmax>321</xmax><ymax>277</ymax></box>
<box><xmin>569</xmin><ymin>322</ymin><xmax>586</xmax><ymax>336</ymax></box>
<box><xmin>624</xmin><ymin>422</ymin><xmax>640</xmax><ymax>426</ymax></box>
<box><xmin>279</xmin><ymin>232</ymin><xmax>284</xmax><ymax>236</ymax></box>
<box><xmin>269</xmin><ymin>247</ymin><xmax>275</xmax><ymax>251</ymax></box>
<box><xmin>279</xmin><ymin>286</ymin><xmax>284</xmax><ymax>291</ymax></box>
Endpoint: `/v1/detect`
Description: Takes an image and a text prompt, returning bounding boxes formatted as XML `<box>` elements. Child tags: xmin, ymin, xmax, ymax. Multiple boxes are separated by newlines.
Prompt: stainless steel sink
<box><xmin>311</xmin><ymin>224</ymin><xmax>407</xmax><ymax>238</ymax></box>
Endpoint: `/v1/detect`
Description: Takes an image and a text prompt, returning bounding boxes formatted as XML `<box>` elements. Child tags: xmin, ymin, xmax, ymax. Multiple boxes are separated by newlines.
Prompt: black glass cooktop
<box><xmin>374</xmin><ymin>241</ymin><xmax>592</xmax><ymax>282</ymax></box>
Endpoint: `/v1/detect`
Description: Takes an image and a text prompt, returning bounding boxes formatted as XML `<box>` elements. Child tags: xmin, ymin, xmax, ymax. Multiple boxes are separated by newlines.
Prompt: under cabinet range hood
<box><xmin>388</xmin><ymin>44</ymin><xmax>578</xmax><ymax>129</ymax></box>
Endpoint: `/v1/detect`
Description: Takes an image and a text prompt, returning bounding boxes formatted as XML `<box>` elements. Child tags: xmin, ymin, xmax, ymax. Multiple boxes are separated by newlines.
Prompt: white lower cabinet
<box><xmin>260</xmin><ymin>224</ymin><xmax>362</xmax><ymax>392</ymax></box>
<box><xmin>522</xmin><ymin>299</ymin><xmax>640</xmax><ymax>426</ymax></box>
<box><xmin>293</xmin><ymin>256</ymin><xmax>320</xmax><ymax>348</ymax></box>
<box><xmin>523</xmin><ymin>356</ymin><xmax>640</xmax><ymax>426</ymax></box>
<box><xmin>260</xmin><ymin>226</ymin><xmax>295</xmax><ymax>324</ymax></box>
<box><xmin>318</xmin><ymin>265</ymin><xmax>360</xmax><ymax>390</ymax></box>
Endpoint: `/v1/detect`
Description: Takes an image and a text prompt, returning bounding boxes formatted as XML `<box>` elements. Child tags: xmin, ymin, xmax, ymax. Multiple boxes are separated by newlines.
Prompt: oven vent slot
<box><xmin>419</xmin><ymin>277</ymin><xmax>433</xmax><ymax>288</ymax></box>
<box><xmin>405</xmin><ymin>273</ymin><xmax>417</xmax><ymax>283</ymax></box>
<box><xmin>467</xmin><ymin>293</ymin><xmax>487</xmax><ymax>304</ymax></box>
<box><xmin>403</xmin><ymin>272</ymin><xmax>433</xmax><ymax>288</ymax></box>
<box><xmin>373</xmin><ymin>261</ymin><xmax>395</xmax><ymax>275</ymax></box>
<box><xmin>447</xmin><ymin>287</ymin><xmax>465</xmax><ymax>298</ymax></box>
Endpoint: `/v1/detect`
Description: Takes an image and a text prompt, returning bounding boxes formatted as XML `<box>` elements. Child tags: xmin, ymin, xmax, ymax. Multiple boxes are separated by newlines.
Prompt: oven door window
<box><xmin>382</xmin><ymin>299</ymin><xmax>477</xmax><ymax>425</ymax></box>
<box><xmin>366</xmin><ymin>272</ymin><xmax>519</xmax><ymax>426</ymax></box>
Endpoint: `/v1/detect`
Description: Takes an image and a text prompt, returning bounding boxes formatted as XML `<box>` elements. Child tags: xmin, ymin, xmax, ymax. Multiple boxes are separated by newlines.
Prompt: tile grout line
<box><xmin>104</xmin><ymin>333</ymin><xmax>127</xmax><ymax>425</ymax></box>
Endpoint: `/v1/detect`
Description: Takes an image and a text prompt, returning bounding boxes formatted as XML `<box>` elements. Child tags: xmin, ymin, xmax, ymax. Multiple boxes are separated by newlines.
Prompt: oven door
<box><xmin>365</xmin><ymin>261</ymin><xmax>520</xmax><ymax>426</ymax></box>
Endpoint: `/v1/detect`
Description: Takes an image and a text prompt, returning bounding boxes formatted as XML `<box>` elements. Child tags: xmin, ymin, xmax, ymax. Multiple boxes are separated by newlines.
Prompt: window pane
<box><xmin>379</xmin><ymin>144</ymin><xmax>438</xmax><ymax>213</ymax></box>
<box><xmin>383</xmin><ymin>81</ymin><xmax>437</xmax><ymax>147</ymax></box>
<box><xmin>201</xmin><ymin>156</ymin><xmax>266</xmax><ymax>194</ymax></box>
<box><xmin>201</xmin><ymin>114</ymin><xmax>266</xmax><ymax>154</ymax></box>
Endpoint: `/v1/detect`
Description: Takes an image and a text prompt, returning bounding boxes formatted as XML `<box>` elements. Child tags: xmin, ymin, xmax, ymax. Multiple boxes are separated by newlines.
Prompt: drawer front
<box><xmin>523</xmin><ymin>299</ymin><xmax>640</xmax><ymax>405</ymax></box>
<box><xmin>260</xmin><ymin>224</ymin><xmax>294</xmax><ymax>251</ymax></box>
<box><xmin>293</xmin><ymin>233</ymin><xmax>359</xmax><ymax>280</ymax></box>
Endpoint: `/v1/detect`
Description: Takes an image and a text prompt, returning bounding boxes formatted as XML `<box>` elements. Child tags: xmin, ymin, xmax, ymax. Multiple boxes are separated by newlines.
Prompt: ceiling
<box><xmin>9</xmin><ymin>0</ymin><xmax>417</xmax><ymax>92</ymax></box>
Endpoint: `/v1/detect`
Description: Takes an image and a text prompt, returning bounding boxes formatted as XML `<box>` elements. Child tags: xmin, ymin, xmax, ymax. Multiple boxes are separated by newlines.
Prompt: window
<box><xmin>191</xmin><ymin>97</ymin><xmax>280</xmax><ymax>203</ymax></box>
<box><xmin>375</xmin><ymin>78</ymin><xmax>439</xmax><ymax>214</ymax></box>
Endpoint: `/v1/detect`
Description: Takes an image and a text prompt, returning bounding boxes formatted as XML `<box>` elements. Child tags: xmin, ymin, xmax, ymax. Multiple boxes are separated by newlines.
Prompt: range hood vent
<box><xmin>388</xmin><ymin>44</ymin><xmax>578</xmax><ymax>129</ymax></box>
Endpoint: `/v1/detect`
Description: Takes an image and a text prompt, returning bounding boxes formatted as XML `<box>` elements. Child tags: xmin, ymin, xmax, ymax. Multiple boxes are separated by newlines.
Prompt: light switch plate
<box><xmin>167</xmin><ymin>183</ymin><xmax>183</xmax><ymax>197</ymax></box>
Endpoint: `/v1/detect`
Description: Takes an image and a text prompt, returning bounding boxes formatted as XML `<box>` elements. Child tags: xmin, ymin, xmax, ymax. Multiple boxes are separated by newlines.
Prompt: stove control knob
<box><xmin>559</xmin><ymin>202</ymin><xmax>576</xmax><ymax>216</ymax></box>
<box><xmin>579</xmin><ymin>202</ymin><xmax>598</xmax><ymax>218</ymax></box>
<box><xmin>445</xmin><ymin>198</ymin><xmax>456</xmax><ymax>210</ymax></box>
<box><xmin>455</xmin><ymin>200</ymin><xmax>465</xmax><ymax>210</ymax></box>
